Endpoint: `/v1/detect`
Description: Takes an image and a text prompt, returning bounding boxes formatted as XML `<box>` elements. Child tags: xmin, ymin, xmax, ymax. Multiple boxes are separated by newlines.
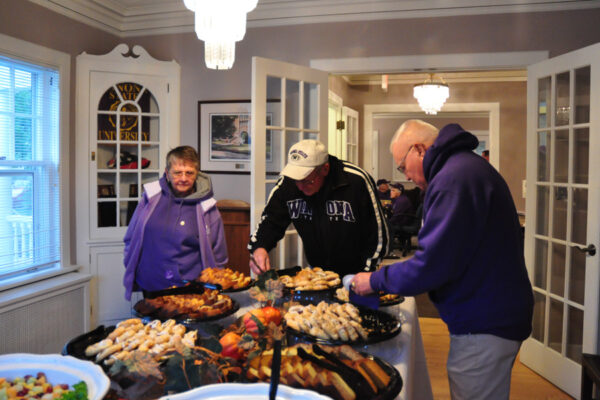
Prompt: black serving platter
<box><xmin>133</xmin><ymin>297</ymin><xmax>240</xmax><ymax>324</ymax></box>
<box><xmin>62</xmin><ymin>324</ymin><xmax>116</xmax><ymax>372</ymax></box>
<box><xmin>245</xmin><ymin>345</ymin><xmax>403</xmax><ymax>400</ymax></box>
<box><xmin>285</xmin><ymin>305</ymin><xmax>402</xmax><ymax>346</ymax></box>
<box><xmin>142</xmin><ymin>281</ymin><xmax>221</xmax><ymax>299</ymax></box>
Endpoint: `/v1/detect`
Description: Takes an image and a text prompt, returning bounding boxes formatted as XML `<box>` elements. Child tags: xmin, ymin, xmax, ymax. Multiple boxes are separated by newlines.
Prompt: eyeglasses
<box><xmin>396</xmin><ymin>144</ymin><xmax>414</xmax><ymax>174</ymax></box>
<box><xmin>170</xmin><ymin>170</ymin><xmax>197</xmax><ymax>178</ymax></box>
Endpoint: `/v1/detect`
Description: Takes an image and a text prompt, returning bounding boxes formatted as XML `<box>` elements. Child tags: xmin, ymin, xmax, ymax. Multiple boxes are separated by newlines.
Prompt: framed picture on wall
<box><xmin>198</xmin><ymin>100</ymin><xmax>281</xmax><ymax>174</ymax></box>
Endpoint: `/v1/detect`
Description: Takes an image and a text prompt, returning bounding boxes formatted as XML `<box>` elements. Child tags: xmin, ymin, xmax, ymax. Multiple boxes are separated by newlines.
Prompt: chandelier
<box><xmin>183</xmin><ymin>0</ymin><xmax>258</xmax><ymax>70</ymax></box>
<box><xmin>413</xmin><ymin>74</ymin><xmax>450</xmax><ymax>115</ymax></box>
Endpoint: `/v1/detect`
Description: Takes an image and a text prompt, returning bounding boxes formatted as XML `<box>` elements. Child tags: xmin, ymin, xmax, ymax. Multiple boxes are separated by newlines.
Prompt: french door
<box><xmin>250</xmin><ymin>57</ymin><xmax>328</xmax><ymax>271</ymax></box>
<box><xmin>521</xmin><ymin>42</ymin><xmax>600</xmax><ymax>398</ymax></box>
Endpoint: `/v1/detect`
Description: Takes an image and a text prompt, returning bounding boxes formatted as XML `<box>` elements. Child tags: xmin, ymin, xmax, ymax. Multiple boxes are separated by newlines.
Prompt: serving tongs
<box><xmin>142</xmin><ymin>280</ymin><xmax>222</xmax><ymax>299</ymax></box>
<box><xmin>269</xmin><ymin>328</ymin><xmax>283</xmax><ymax>400</ymax></box>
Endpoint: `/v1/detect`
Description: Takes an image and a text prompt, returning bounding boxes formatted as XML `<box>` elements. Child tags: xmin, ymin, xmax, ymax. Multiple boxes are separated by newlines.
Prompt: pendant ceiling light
<box><xmin>413</xmin><ymin>74</ymin><xmax>450</xmax><ymax>115</ymax></box>
<box><xmin>184</xmin><ymin>0</ymin><xmax>258</xmax><ymax>70</ymax></box>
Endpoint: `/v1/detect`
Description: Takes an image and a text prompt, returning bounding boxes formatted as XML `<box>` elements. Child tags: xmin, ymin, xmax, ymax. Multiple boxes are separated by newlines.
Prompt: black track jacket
<box><xmin>248</xmin><ymin>155</ymin><xmax>390</xmax><ymax>275</ymax></box>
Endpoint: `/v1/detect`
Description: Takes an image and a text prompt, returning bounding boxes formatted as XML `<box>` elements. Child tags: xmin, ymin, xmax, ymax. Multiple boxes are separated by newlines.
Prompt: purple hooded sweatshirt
<box><xmin>370</xmin><ymin>124</ymin><xmax>533</xmax><ymax>341</ymax></box>
<box><xmin>123</xmin><ymin>172</ymin><xmax>228</xmax><ymax>300</ymax></box>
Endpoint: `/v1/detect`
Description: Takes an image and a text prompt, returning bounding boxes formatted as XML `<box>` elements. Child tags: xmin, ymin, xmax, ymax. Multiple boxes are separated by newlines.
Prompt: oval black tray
<box><xmin>245</xmin><ymin>346</ymin><xmax>403</xmax><ymax>400</ymax></box>
<box><xmin>335</xmin><ymin>294</ymin><xmax>405</xmax><ymax>307</ymax></box>
<box><xmin>133</xmin><ymin>297</ymin><xmax>240</xmax><ymax>324</ymax></box>
<box><xmin>285</xmin><ymin>305</ymin><xmax>402</xmax><ymax>346</ymax></box>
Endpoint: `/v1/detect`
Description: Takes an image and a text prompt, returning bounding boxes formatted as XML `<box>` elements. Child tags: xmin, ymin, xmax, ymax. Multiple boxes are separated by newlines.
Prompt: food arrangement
<box><xmin>279</xmin><ymin>267</ymin><xmax>341</xmax><ymax>291</ymax></box>
<box><xmin>246</xmin><ymin>344</ymin><xmax>394</xmax><ymax>400</ymax></box>
<box><xmin>335</xmin><ymin>288</ymin><xmax>404</xmax><ymax>305</ymax></box>
<box><xmin>0</xmin><ymin>374</ymin><xmax>87</xmax><ymax>400</ymax></box>
<box><xmin>284</xmin><ymin>302</ymin><xmax>368</xmax><ymax>342</ymax></box>
<box><xmin>83</xmin><ymin>318</ymin><xmax>197</xmax><ymax>366</ymax></box>
<box><xmin>133</xmin><ymin>289</ymin><xmax>234</xmax><ymax>320</ymax></box>
<box><xmin>197</xmin><ymin>267</ymin><xmax>252</xmax><ymax>291</ymax></box>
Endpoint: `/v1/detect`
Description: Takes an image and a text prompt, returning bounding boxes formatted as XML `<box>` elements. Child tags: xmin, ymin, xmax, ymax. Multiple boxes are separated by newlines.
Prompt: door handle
<box><xmin>574</xmin><ymin>244</ymin><xmax>596</xmax><ymax>256</ymax></box>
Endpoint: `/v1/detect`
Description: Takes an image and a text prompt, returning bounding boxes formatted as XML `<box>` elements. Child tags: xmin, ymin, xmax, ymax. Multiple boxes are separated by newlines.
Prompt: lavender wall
<box><xmin>2</xmin><ymin>2</ymin><xmax>600</xmax><ymax>258</ymax></box>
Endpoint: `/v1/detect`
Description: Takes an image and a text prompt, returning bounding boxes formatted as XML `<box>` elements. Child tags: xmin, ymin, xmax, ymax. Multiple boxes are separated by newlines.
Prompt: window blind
<box><xmin>0</xmin><ymin>55</ymin><xmax>61</xmax><ymax>279</ymax></box>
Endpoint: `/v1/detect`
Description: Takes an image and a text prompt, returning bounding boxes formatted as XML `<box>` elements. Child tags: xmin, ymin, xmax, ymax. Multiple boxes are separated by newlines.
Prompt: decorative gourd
<box><xmin>219</xmin><ymin>332</ymin><xmax>243</xmax><ymax>360</ymax></box>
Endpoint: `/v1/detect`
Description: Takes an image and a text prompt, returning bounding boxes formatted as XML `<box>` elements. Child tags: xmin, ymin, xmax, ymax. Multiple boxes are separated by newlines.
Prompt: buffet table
<box><xmin>226</xmin><ymin>291</ymin><xmax>433</xmax><ymax>400</ymax></box>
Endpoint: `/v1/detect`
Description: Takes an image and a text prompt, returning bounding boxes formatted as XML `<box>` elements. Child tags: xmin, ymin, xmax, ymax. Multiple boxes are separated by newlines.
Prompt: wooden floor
<box><xmin>419</xmin><ymin>317</ymin><xmax>573</xmax><ymax>400</ymax></box>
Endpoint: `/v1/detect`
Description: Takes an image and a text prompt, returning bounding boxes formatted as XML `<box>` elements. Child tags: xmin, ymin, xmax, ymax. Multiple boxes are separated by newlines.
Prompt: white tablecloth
<box><xmin>225</xmin><ymin>292</ymin><xmax>433</xmax><ymax>400</ymax></box>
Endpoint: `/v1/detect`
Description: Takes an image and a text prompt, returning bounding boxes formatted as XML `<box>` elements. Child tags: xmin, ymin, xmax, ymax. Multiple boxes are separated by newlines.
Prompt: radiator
<box><xmin>0</xmin><ymin>273</ymin><xmax>90</xmax><ymax>354</ymax></box>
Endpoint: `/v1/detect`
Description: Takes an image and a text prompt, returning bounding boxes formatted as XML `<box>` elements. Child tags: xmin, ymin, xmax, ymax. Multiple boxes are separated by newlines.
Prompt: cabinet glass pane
<box><xmin>142</xmin><ymin>172</ymin><xmax>159</xmax><ymax>186</ymax></box>
<box><xmin>285</xmin><ymin>79</ymin><xmax>300</xmax><ymax>129</ymax></box>
<box><xmin>571</xmin><ymin>188</ymin><xmax>587</xmax><ymax>244</ymax></box>
<box><xmin>98</xmin><ymin>201</ymin><xmax>116</xmax><ymax>227</ymax></box>
<box><xmin>537</xmin><ymin>77</ymin><xmax>551</xmax><ymax>129</ymax></box>
<box><xmin>97</xmin><ymin>114</ymin><xmax>116</xmax><ymax>141</ymax></box>
<box><xmin>532</xmin><ymin>291</ymin><xmax>546</xmax><ymax>342</ymax></box>
<box><xmin>138</xmin><ymin>89</ymin><xmax>159</xmax><ymax>113</ymax></box>
<box><xmin>98</xmin><ymin>86</ymin><xmax>119</xmax><ymax>111</ymax></box>
<box><xmin>303</xmin><ymin>82</ymin><xmax>318</xmax><ymax>130</ymax></box>
<box><xmin>119</xmin><ymin>144</ymin><xmax>138</xmax><ymax>169</ymax></box>
<box><xmin>548</xmin><ymin>299</ymin><xmax>563</xmax><ymax>353</ymax></box>
<box><xmin>142</xmin><ymin>115</ymin><xmax>158</xmax><ymax>142</ymax></box>
<box><xmin>119</xmin><ymin>172</ymin><xmax>138</xmax><ymax>199</ymax></box>
<box><xmin>537</xmin><ymin>131</ymin><xmax>551</xmax><ymax>181</ymax></box>
<box><xmin>97</xmin><ymin>143</ymin><xmax>116</xmax><ymax>170</ymax></box>
<box><xmin>120</xmin><ymin>201</ymin><xmax>136</xmax><ymax>227</ymax></box>
<box><xmin>120</xmin><ymin>114</ymin><xmax>139</xmax><ymax>142</ymax></box>
<box><xmin>552</xmin><ymin>186</ymin><xmax>567</xmax><ymax>240</ymax></box>
<box><xmin>97</xmin><ymin>172</ymin><xmax>116</xmax><ymax>197</ymax></box>
<box><xmin>574</xmin><ymin>128</ymin><xmax>589</xmax><ymax>184</ymax></box>
<box><xmin>536</xmin><ymin>186</ymin><xmax>549</xmax><ymax>235</ymax></box>
<box><xmin>574</xmin><ymin>66</ymin><xmax>590</xmax><ymax>124</ymax></box>
<box><xmin>116</xmin><ymin>82</ymin><xmax>143</xmax><ymax>102</ymax></box>
<box><xmin>555</xmin><ymin>71</ymin><xmax>570</xmax><ymax>126</ymax></box>
<box><xmin>566</xmin><ymin>306</ymin><xmax>583</xmax><ymax>364</ymax></box>
<box><xmin>569</xmin><ymin>247</ymin><xmax>585</xmax><ymax>305</ymax></box>
<box><xmin>534</xmin><ymin>238</ymin><xmax>548</xmax><ymax>289</ymax></box>
<box><xmin>554</xmin><ymin>130</ymin><xmax>568</xmax><ymax>183</ymax></box>
<box><xmin>550</xmin><ymin>243</ymin><xmax>565</xmax><ymax>297</ymax></box>
<box><xmin>141</xmin><ymin>144</ymin><xmax>158</xmax><ymax>170</ymax></box>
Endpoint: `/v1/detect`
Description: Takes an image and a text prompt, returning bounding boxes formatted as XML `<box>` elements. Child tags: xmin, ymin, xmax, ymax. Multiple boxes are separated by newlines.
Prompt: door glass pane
<box><xmin>268</xmin><ymin>129</ymin><xmax>282</xmax><ymax>175</ymax></box>
<box><xmin>303</xmin><ymin>82</ymin><xmax>318</xmax><ymax>131</ymax></box>
<box><xmin>574</xmin><ymin>66</ymin><xmax>590</xmax><ymax>124</ymax></box>
<box><xmin>267</xmin><ymin>75</ymin><xmax>282</xmax><ymax>103</ymax></box>
<box><xmin>571</xmin><ymin>188</ymin><xmax>588</xmax><ymax>244</ymax></box>
<box><xmin>98</xmin><ymin>143</ymin><xmax>116</xmax><ymax>169</ymax></box>
<box><xmin>548</xmin><ymin>299</ymin><xmax>563</xmax><ymax>353</ymax></box>
<box><xmin>569</xmin><ymin>247</ymin><xmax>586</xmax><ymax>305</ymax></box>
<box><xmin>537</xmin><ymin>76</ymin><xmax>551</xmax><ymax>129</ymax></box>
<box><xmin>532</xmin><ymin>291</ymin><xmax>546</xmax><ymax>342</ymax></box>
<box><xmin>552</xmin><ymin>186</ymin><xmax>567</xmax><ymax>240</ymax></box>
<box><xmin>550</xmin><ymin>243</ymin><xmax>565</xmax><ymax>297</ymax></box>
<box><xmin>566</xmin><ymin>306</ymin><xmax>583</xmax><ymax>364</ymax></box>
<box><xmin>573</xmin><ymin>128</ymin><xmax>589</xmax><ymax>184</ymax></box>
<box><xmin>537</xmin><ymin>131</ymin><xmax>551</xmax><ymax>181</ymax></box>
<box><xmin>143</xmin><ymin>115</ymin><xmax>159</xmax><ymax>142</ymax></box>
<box><xmin>285</xmin><ymin>79</ymin><xmax>300</xmax><ymax>129</ymax></box>
<box><xmin>555</xmin><ymin>71</ymin><xmax>570</xmax><ymax>126</ymax></box>
<box><xmin>554</xmin><ymin>130</ymin><xmax>568</xmax><ymax>183</ymax></box>
<box><xmin>536</xmin><ymin>186</ymin><xmax>549</xmax><ymax>235</ymax></box>
<box><xmin>534</xmin><ymin>239</ymin><xmax>548</xmax><ymax>289</ymax></box>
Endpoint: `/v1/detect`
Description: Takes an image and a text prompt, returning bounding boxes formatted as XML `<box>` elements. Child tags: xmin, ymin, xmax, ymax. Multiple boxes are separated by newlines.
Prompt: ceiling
<box><xmin>27</xmin><ymin>0</ymin><xmax>600</xmax><ymax>37</ymax></box>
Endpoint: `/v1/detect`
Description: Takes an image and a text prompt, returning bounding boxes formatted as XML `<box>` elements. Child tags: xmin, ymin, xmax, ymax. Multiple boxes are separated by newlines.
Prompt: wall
<box><xmin>2</xmin><ymin>2</ymin><xmax>600</xmax><ymax>254</ymax></box>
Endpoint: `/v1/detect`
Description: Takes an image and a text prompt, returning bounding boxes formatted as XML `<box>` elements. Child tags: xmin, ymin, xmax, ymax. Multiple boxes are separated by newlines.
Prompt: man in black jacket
<box><xmin>248</xmin><ymin>139</ymin><xmax>390</xmax><ymax>276</ymax></box>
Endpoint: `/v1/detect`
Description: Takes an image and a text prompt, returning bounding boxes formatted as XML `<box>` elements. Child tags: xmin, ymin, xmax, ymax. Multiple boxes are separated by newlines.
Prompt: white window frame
<box><xmin>0</xmin><ymin>33</ymin><xmax>75</xmax><ymax>291</ymax></box>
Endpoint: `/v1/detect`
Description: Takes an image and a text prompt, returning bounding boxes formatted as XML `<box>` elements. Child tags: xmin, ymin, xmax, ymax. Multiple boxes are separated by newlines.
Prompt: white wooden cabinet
<box><xmin>75</xmin><ymin>44</ymin><xmax>180</xmax><ymax>327</ymax></box>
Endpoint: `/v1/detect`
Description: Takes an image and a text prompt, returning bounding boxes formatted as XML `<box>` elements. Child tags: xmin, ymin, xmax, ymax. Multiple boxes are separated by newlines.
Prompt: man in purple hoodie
<box><xmin>351</xmin><ymin>120</ymin><xmax>533</xmax><ymax>399</ymax></box>
<box><xmin>123</xmin><ymin>146</ymin><xmax>228</xmax><ymax>300</ymax></box>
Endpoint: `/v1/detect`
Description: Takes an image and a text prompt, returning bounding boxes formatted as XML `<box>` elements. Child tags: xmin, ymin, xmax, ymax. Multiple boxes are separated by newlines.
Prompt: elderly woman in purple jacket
<box><xmin>123</xmin><ymin>146</ymin><xmax>228</xmax><ymax>300</ymax></box>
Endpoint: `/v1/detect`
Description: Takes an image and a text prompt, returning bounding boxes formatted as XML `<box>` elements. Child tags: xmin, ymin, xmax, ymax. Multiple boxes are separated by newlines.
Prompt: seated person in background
<box><xmin>376</xmin><ymin>179</ymin><xmax>391</xmax><ymax>201</ymax></box>
<box><xmin>122</xmin><ymin>146</ymin><xmax>228</xmax><ymax>300</ymax></box>
<box><xmin>388</xmin><ymin>183</ymin><xmax>415</xmax><ymax>228</ymax></box>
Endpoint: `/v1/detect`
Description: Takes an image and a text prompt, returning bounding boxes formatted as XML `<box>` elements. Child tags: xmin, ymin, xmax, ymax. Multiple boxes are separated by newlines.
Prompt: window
<box><xmin>0</xmin><ymin>34</ymin><xmax>69</xmax><ymax>284</ymax></box>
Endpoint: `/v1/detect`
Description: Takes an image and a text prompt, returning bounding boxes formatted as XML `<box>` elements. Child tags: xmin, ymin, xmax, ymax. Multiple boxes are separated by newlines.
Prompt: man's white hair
<box><xmin>389</xmin><ymin>119</ymin><xmax>439</xmax><ymax>153</ymax></box>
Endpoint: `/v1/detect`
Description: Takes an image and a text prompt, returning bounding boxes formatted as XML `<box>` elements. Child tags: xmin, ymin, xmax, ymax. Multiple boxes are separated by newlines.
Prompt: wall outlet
<box><xmin>522</xmin><ymin>179</ymin><xmax>527</xmax><ymax>199</ymax></box>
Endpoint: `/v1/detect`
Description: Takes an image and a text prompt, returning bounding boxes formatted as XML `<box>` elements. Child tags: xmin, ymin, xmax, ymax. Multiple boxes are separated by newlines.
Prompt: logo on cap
<box><xmin>289</xmin><ymin>149</ymin><xmax>308</xmax><ymax>162</ymax></box>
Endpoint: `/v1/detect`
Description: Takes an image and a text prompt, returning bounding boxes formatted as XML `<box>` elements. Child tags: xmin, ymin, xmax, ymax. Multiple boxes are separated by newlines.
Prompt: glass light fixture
<box><xmin>184</xmin><ymin>0</ymin><xmax>258</xmax><ymax>70</ymax></box>
<box><xmin>413</xmin><ymin>74</ymin><xmax>450</xmax><ymax>115</ymax></box>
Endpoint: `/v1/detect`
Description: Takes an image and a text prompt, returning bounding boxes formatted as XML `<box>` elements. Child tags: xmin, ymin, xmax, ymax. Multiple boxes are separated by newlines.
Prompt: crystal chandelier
<box><xmin>183</xmin><ymin>0</ymin><xmax>258</xmax><ymax>70</ymax></box>
<box><xmin>413</xmin><ymin>74</ymin><xmax>450</xmax><ymax>115</ymax></box>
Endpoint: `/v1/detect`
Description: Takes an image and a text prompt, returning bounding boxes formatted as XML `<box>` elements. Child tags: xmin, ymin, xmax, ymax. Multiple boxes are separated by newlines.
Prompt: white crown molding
<box><xmin>27</xmin><ymin>0</ymin><xmax>600</xmax><ymax>37</ymax></box>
